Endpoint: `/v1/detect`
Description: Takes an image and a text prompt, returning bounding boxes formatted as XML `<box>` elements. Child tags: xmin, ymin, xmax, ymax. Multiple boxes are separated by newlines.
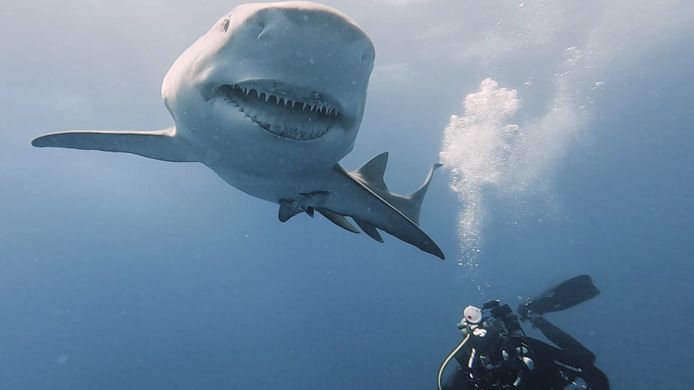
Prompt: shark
<box><xmin>32</xmin><ymin>1</ymin><xmax>444</xmax><ymax>259</ymax></box>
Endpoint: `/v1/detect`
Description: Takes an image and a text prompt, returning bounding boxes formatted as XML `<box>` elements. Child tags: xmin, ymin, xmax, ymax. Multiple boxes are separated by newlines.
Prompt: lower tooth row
<box><xmin>238</xmin><ymin>106</ymin><xmax>330</xmax><ymax>139</ymax></box>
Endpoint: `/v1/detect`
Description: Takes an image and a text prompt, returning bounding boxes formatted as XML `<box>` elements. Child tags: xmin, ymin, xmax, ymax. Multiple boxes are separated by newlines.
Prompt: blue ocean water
<box><xmin>1</xmin><ymin>1</ymin><xmax>693</xmax><ymax>389</ymax></box>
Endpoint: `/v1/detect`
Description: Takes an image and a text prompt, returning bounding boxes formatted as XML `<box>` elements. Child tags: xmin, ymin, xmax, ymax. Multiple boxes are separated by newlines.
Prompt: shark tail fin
<box><xmin>390</xmin><ymin>162</ymin><xmax>443</xmax><ymax>225</ymax></box>
<box><xmin>339</xmin><ymin>154</ymin><xmax>444</xmax><ymax>259</ymax></box>
<box><xmin>351</xmin><ymin>153</ymin><xmax>442</xmax><ymax>225</ymax></box>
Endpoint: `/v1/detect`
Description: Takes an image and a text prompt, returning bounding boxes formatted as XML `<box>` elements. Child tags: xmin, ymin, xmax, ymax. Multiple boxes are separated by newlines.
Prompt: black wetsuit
<box><xmin>443</xmin><ymin>318</ymin><xmax>610</xmax><ymax>390</ymax></box>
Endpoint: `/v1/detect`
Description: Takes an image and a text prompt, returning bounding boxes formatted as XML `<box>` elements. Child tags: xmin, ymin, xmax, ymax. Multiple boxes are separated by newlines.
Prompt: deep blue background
<box><xmin>1</xmin><ymin>1</ymin><xmax>692</xmax><ymax>389</ymax></box>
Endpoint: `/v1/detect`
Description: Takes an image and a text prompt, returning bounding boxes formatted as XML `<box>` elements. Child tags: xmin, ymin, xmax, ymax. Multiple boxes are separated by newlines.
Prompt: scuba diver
<box><xmin>437</xmin><ymin>275</ymin><xmax>610</xmax><ymax>390</ymax></box>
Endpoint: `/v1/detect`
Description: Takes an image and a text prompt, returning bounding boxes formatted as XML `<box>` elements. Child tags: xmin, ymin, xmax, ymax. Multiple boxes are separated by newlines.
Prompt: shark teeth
<box><xmin>215</xmin><ymin>82</ymin><xmax>343</xmax><ymax>141</ymax></box>
<box><xmin>230</xmin><ymin>85</ymin><xmax>342</xmax><ymax>119</ymax></box>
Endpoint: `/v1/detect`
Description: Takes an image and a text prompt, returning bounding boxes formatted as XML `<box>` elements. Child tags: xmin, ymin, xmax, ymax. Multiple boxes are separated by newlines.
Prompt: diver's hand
<box><xmin>518</xmin><ymin>302</ymin><xmax>542</xmax><ymax>325</ymax></box>
<box><xmin>517</xmin><ymin>302</ymin><xmax>530</xmax><ymax>321</ymax></box>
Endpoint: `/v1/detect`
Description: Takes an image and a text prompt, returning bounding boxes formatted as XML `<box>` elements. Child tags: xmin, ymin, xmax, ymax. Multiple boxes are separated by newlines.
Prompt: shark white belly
<box><xmin>31</xmin><ymin>1</ymin><xmax>444</xmax><ymax>259</ymax></box>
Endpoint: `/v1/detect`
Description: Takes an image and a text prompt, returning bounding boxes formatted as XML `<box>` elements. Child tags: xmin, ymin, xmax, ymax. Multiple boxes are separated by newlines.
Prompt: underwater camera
<box><xmin>482</xmin><ymin>300</ymin><xmax>524</xmax><ymax>336</ymax></box>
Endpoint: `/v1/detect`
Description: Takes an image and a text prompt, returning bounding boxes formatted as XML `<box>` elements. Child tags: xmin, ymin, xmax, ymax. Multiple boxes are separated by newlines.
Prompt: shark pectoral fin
<box><xmin>31</xmin><ymin>127</ymin><xmax>198</xmax><ymax>162</ymax></box>
<box><xmin>354</xmin><ymin>219</ymin><xmax>384</xmax><ymax>243</ymax></box>
<box><xmin>318</xmin><ymin>208</ymin><xmax>360</xmax><ymax>234</ymax></box>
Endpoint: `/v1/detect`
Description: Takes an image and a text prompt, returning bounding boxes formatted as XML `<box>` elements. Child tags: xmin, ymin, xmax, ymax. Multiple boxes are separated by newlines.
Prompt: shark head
<box><xmin>162</xmin><ymin>1</ymin><xmax>375</xmax><ymax>171</ymax></box>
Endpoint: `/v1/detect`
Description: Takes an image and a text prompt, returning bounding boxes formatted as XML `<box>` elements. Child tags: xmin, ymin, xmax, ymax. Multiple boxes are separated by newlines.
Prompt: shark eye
<box><xmin>221</xmin><ymin>18</ymin><xmax>230</xmax><ymax>32</ymax></box>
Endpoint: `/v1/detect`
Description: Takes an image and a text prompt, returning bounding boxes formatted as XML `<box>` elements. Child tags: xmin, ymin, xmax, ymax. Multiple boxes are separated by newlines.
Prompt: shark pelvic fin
<box><xmin>354</xmin><ymin>218</ymin><xmax>384</xmax><ymax>243</ymax></box>
<box><xmin>318</xmin><ymin>208</ymin><xmax>360</xmax><ymax>234</ymax></box>
<box><xmin>31</xmin><ymin>127</ymin><xmax>198</xmax><ymax>163</ymax></box>
<box><xmin>278</xmin><ymin>200</ymin><xmax>303</xmax><ymax>222</ymax></box>
<box><xmin>305</xmin><ymin>207</ymin><xmax>315</xmax><ymax>217</ymax></box>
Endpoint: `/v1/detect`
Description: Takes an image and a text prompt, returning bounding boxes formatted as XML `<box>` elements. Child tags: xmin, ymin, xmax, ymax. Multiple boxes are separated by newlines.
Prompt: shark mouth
<box><xmin>215</xmin><ymin>80</ymin><xmax>343</xmax><ymax>141</ymax></box>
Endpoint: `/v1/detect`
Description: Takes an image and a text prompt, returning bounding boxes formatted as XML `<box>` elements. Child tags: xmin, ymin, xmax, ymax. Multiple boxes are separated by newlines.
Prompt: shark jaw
<box><xmin>214</xmin><ymin>80</ymin><xmax>345</xmax><ymax>141</ymax></box>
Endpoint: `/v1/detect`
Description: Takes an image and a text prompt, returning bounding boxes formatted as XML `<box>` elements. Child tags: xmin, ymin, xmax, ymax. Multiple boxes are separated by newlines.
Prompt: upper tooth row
<box><xmin>236</xmin><ymin>86</ymin><xmax>339</xmax><ymax>115</ymax></box>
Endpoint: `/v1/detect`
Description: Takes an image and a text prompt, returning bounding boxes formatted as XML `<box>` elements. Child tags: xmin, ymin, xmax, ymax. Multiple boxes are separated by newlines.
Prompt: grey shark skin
<box><xmin>32</xmin><ymin>1</ymin><xmax>444</xmax><ymax>259</ymax></box>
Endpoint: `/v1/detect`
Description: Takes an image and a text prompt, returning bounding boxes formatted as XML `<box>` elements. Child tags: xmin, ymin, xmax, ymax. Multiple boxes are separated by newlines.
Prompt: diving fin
<box><xmin>523</xmin><ymin>275</ymin><xmax>600</xmax><ymax>317</ymax></box>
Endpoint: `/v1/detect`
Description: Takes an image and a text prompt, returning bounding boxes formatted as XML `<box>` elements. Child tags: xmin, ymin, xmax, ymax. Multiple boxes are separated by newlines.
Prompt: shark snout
<box><xmin>247</xmin><ymin>3</ymin><xmax>375</xmax><ymax>63</ymax></box>
<box><xmin>198</xmin><ymin>2</ymin><xmax>375</xmax><ymax>141</ymax></box>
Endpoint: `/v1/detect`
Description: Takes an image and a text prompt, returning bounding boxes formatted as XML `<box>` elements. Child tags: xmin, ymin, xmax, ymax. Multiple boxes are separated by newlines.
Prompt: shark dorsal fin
<box><xmin>353</xmin><ymin>152</ymin><xmax>389</xmax><ymax>191</ymax></box>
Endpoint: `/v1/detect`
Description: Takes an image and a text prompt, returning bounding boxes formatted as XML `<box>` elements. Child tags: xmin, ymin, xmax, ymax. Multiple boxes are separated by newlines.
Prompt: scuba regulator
<box><xmin>457</xmin><ymin>300</ymin><xmax>524</xmax><ymax>338</ymax></box>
